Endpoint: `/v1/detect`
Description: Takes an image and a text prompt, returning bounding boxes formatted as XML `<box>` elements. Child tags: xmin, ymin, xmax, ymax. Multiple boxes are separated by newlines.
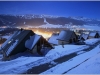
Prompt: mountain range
<box><xmin>0</xmin><ymin>14</ymin><xmax>100</xmax><ymax>27</ymax></box>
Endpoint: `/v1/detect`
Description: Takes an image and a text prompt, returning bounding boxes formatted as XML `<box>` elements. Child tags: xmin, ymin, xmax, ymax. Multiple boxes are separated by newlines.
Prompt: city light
<box><xmin>34</xmin><ymin>30</ymin><xmax>52</xmax><ymax>39</ymax></box>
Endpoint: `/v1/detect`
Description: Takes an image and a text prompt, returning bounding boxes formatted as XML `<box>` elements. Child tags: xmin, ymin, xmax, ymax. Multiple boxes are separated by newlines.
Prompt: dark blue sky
<box><xmin>0</xmin><ymin>1</ymin><xmax>100</xmax><ymax>19</ymax></box>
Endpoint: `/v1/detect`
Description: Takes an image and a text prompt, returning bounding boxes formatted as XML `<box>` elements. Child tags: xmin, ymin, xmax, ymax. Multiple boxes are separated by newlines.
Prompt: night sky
<box><xmin>0</xmin><ymin>1</ymin><xmax>100</xmax><ymax>19</ymax></box>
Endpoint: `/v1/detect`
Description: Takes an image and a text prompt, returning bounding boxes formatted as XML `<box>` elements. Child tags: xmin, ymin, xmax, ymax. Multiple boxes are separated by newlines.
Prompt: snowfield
<box><xmin>0</xmin><ymin>56</ymin><xmax>43</xmax><ymax>73</ymax></box>
<box><xmin>2</xmin><ymin>35</ymin><xmax>10</xmax><ymax>39</ymax></box>
<box><xmin>38</xmin><ymin>24</ymin><xmax>63</xmax><ymax>28</ymax></box>
<box><xmin>84</xmin><ymin>38</ymin><xmax>100</xmax><ymax>45</ymax></box>
<box><xmin>41</xmin><ymin>44</ymin><xmax>100</xmax><ymax>74</ymax></box>
<box><xmin>83</xmin><ymin>25</ymin><xmax>100</xmax><ymax>31</ymax></box>
<box><xmin>0</xmin><ymin>45</ymin><xmax>88</xmax><ymax>74</ymax></box>
<box><xmin>67</xmin><ymin>45</ymin><xmax>100</xmax><ymax>74</ymax></box>
<box><xmin>45</xmin><ymin>45</ymin><xmax>89</xmax><ymax>57</ymax></box>
<box><xmin>38</xmin><ymin>18</ymin><xmax>63</xmax><ymax>28</ymax></box>
<box><xmin>0</xmin><ymin>38</ymin><xmax>100</xmax><ymax>74</ymax></box>
<box><xmin>77</xmin><ymin>25</ymin><xmax>100</xmax><ymax>31</ymax></box>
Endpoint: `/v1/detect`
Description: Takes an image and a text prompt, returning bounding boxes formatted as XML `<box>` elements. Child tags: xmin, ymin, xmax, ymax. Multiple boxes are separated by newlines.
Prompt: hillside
<box><xmin>0</xmin><ymin>38</ymin><xmax>100</xmax><ymax>74</ymax></box>
<box><xmin>0</xmin><ymin>14</ymin><xmax>100</xmax><ymax>27</ymax></box>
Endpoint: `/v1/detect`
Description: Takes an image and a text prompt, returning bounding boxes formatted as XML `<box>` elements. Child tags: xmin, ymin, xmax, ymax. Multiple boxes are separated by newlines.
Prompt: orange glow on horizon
<box><xmin>34</xmin><ymin>30</ymin><xmax>52</xmax><ymax>39</ymax></box>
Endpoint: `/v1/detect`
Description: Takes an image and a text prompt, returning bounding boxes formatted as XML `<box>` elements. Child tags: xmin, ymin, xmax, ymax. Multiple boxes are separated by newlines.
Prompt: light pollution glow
<box><xmin>18</xmin><ymin>27</ymin><xmax>52</xmax><ymax>39</ymax></box>
<box><xmin>34</xmin><ymin>30</ymin><xmax>52</xmax><ymax>39</ymax></box>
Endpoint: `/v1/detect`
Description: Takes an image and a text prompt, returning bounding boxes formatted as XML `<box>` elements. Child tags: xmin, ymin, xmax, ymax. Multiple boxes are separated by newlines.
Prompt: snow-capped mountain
<box><xmin>0</xmin><ymin>14</ymin><xmax>100</xmax><ymax>27</ymax></box>
<box><xmin>69</xmin><ymin>16</ymin><xmax>93</xmax><ymax>21</ymax></box>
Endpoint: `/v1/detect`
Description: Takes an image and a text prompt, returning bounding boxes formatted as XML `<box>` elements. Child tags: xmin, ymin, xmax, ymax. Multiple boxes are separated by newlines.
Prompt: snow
<box><xmin>84</xmin><ymin>38</ymin><xmax>100</xmax><ymax>45</ymax></box>
<box><xmin>89</xmin><ymin>32</ymin><xmax>96</xmax><ymax>36</ymax></box>
<box><xmin>2</xmin><ymin>35</ymin><xmax>10</xmax><ymax>39</ymax></box>
<box><xmin>25</xmin><ymin>34</ymin><xmax>41</xmax><ymax>50</ymax></box>
<box><xmin>45</xmin><ymin>45</ymin><xmax>88</xmax><ymax>57</ymax></box>
<box><xmin>41</xmin><ymin>44</ymin><xmax>100</xmax><ymax>74</ymax></box>
<box><xmin>81</xmin><ymin>34</ymin><xmax>88</xmax><ymax>40</ymax></box>
<box><xmin>67</xmin><ymin>45</ymin><xmax>100</xmax><ymax>74</ymax></box>
<box><xmin>74</xmin><ymin>25</ymin><xmax>100</xmax><ymax>31</ymax></box>
<box><xmin>48</xmin><ymin>34</ymin><xmax>59</xmax><ymax>45</ymax></box>
<box><xmin>0</xmin><ymin>56</ymin><xmax>43</xmax><ymax>74</ymax></box>
<box><xmin>57</xmin><ymin>30</ymin><xmax>74</xmax><ymax>42</ymax></box>
<box><xmin>0</xmin><ymin>31</ymin><xmax>18</xmax><ymax>49</ymax></box>
<box><xmin>98</xmin><ymin>32</ymin><xmax>100</xmax><ymax>37</ymax></box>
<box><xmin>17</xmin><ymin>31</ymin><xmax>21</xmax><ymax>35</ymax></box>
<box><xmin>70</xmin><ymin>16</ymin><xmax>91</xmax><ymax>21</ymax></box>
<box><xmin>0</xmin><ymin>38</ymin><xmax>99</xmax><ymax>74</ymax></box>
<box><xmin>83</xmin><ymin>25</ymin><xmax>100</xmax><ymax>31</ymax></box>
<box><xmin>44</xmin><ymin>18</ymin><xmax>49</xmax><ymax>24</ymax></box>
<box><xmin>38</xmin><ymin>24</ymin><xmax>62</xmax><ymax>28</ymax></box>
<box><xmin>0</xmin><ymin>45</ymin><xmax>88</xmax><ymax>74</ymax></box>
<box><xmin>6</xmin><ymin>40</ymin><xmax>19</xmax><ymax>56</ymax></box>
<box><xmin>36</xmin><ymin>17</ymin><xmax>63</xmax><ymax>28</ymax></box>
<box><xmin>24</xmin><ymin>22</ymin><xmax>26</xmax><ymax>24</ymax></box>
<box><xmin>57</xmin><ymin>30</ymin><xmax>67</xmax><ymax>40</ymax></box>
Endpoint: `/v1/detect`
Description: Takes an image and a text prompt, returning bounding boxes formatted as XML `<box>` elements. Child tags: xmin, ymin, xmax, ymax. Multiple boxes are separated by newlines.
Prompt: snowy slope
<box><xmin>0</xmin><ymin>57</ymin><xmax>43</xmax><ymax>74</ymax></box>
<box><xmin>84</xmin><ymin>38</ymin><xmax>100</xmax><ymax>45</ymax></box>
<box><xmin>38</xmin><ymin>24</ymin><xmax>62</xmax><ymax>28</ymax></box>
<box><xmin>80</xmin><ymin>25</ymin><xmax>100</xmax><ymax>31</ymax></box>
<box><xmin>38</xmin><ymin>18</ymin><xmax>63</xmax><ymax>28</ymax></box>
<box><xmin>41</xmin><ymin>44</ymin><xmax>100</xmax><ymax>74</ymax></box>
<box><xmin>2</xmin><ymin>36</ymin><xmax>10</xmax><ymax>39</ymax></box>
<box><xmin>84</xmin><ymin>25</ymin><xmax>100</xmax><ymax>31</ymax></box>
<box><xmin>0</xmin><ymin>14</ymin><xmax>100</xmax><ymax>30</ymax></box>
<box><xmin>67</xmin><ymin>46</ymin><xmax>100</xmax><ymax>74</ymax></box>
<box><xmin>0</xmin><ymin>38</ymin><xmax>100</xmax><ymax>74</ymax></box>
<box><xmin>0</xmin><ymin>45</ymin><xmax>88</xmax><ymax>74</ymax></box>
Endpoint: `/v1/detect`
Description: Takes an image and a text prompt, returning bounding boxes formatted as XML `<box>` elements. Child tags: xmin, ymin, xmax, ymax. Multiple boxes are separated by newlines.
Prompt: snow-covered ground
<box><xmin>78</xmin><ymin>25</ymin><xmax>100</xmax><ymax>31</ymax></box>
<box><xmin>0</xmin><ymin>45</ymin><xmax>88</xmax><ymax>74</ymax></box>
<box><xmin>2</xmin><ymin>35</ymin><xmax>10</xmax><ymax>39</ymax></box>
<box><xmin>35</xmin><ymin>23</ymin><xmax>100</xmax><ymax>31</ymax></box>
<box><xmin>83</xmin><ymin>25</ymin><xmax>100</xmax><ymax>31</ymax></box>
<box><xmin>41</xmin><ymin>44</ymin><xmax>100</xmax><ymax>74</ymax></box>
<box><xmin>67</xmin><ymin>45</ymin><xmax>100</xmax><ymax>74</ymax></box>
<box><xmin>0</xmin><ymin>56</ymin><xmax>43</xmax><ymax>74</ymax></box>
<box><xmin>38</xmin><ymin>24</ymin><xmax>62</xmax><ymax>28</ymax></box>
<box><xmin>0</xmin><ymin>35</ymin><xmax>10</xmax><ymax>50</ymax></box>
<box><xmin>45</xmin><ymin>45</ymin><xmax>88</xmax><ymax>57</ymax></box>
<box><xmin>38</xmin><ymin>18</ymin><xmax>63</xmax><ymax>28</ymax></box>
<box><xmin>0</xmin><ymin>38</ymin><xmax>100</xmax><ymax>74</ymax></box>
<box><xmin>84</xmin><ymin>38</ymin><xmax>100</xmax><ymax>45</ymax></box>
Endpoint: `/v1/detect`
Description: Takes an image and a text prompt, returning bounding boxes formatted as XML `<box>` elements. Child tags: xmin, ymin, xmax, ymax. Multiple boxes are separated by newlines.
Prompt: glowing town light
<box><xmin>34</xmin><ymin>30</ymin><xmax>52</xmax><ymax>39</ymax></box>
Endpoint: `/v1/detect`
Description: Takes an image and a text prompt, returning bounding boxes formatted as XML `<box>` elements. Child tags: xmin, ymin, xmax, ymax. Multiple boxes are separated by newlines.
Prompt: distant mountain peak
<box><xmin>0</xmin><ymin>14</ymin><xmax>100</xmax><ymax>27</ymax></box>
